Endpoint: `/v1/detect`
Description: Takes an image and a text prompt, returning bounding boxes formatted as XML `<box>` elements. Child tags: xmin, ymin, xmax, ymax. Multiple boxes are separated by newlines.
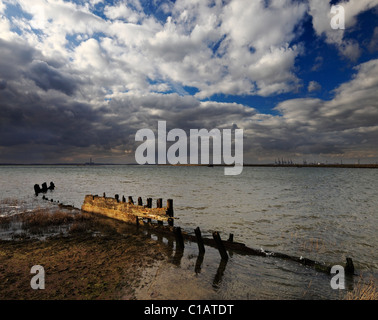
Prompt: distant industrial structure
<box><xmin>85</xmin><ymin>158</ymin><xmax>95</xmax><ymax>166</ymax></box>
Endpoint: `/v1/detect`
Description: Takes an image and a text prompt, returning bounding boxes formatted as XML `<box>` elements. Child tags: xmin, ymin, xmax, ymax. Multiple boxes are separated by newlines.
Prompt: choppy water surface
<box><xmin>0</xmin><ymin>165</ymin><xmax>377</xmax><ymax>299</ymax></box>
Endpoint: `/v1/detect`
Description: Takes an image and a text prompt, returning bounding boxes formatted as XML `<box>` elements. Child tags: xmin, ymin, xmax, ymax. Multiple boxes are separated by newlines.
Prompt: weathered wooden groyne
<box><xmin>78</xmin><ymin>193</ymin><xmax>355</xmax><ymax>276</ymax></box>
<box><xmin>35</xmin><ymin>186</ymin><xmax>356</xmax><ymax>277</ymax></box>
<box><xmin>81</xmin><ymin>194</ymin><xmax>174</xmax><ymax>226</ymax></box>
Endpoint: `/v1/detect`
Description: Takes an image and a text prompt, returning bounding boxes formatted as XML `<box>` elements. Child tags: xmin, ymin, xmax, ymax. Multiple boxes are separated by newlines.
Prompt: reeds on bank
<box><xmin>346</xmin><ymin>276</ymin><xmax>377</xmax><ymax>300</ymax></box>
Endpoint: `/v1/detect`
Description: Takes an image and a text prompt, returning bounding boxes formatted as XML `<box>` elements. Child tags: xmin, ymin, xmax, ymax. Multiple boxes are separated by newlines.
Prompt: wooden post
<box><xmin>147</xmin><ymin>198</ymin><xmax>152</xmax><ymax>208</ymax></box>
<box><xmin>213</xmin><ymin>231</ymin><xmax>228</xmax><ymax>261</ymax></box>
<box><xmin>115</xmin><ymin>194</ymin><xmax>119</xmax><ymax>202</ymax></box>
<box><xmin>41</xmin><ymin>182</ymin><xmax>48</xmax><ymax>193</ymax></box>
<box><xmin>195</xmin><ymin>227</ymin><xmax>206</xmax><ymax>254</ymax></box>
<box><xmin>103</xmin><ymin>192</ymin><xmax>106</xmax><ymax>198</ymax></box>
<box><xmin>167</xmin><ymin>199</ymin><xmax>174</xmax><ymax>226</ymax></box>
<box><xmin>227</xmin><ymin>233</ymin><xmax>234</xmax><ymax>242</ymax></box>
<box><xmin>138</xmin><ymin>197</ymin><xmax>143</xmax><ymax>206</ymax></box>
<box><xmin>34</xmin><ymin>184</ymin><xmax>41</xmax><ymax>196</ymax></box>
<box><xmin>122</xmin><ymin>195</ymin><xmax>126</xmax><ymax>203</ymax></box>
<box><xmin>167</xmin><ymin>199</ymin><xmax>173</xmax><ymax>217</ymax></box>
<box><xmin>195</xmin><ymin>254</ymin><xmax>204</xmax><ymax>274</ymax></box>
<box><xmin>128</xmin><ymin>196</ymin><xmax>134</xmax><ymax>205</ymax></box>
<box><xmin>174</xmin><ymin>227</ymin><xmax>185</xmax><ymax>250</ymax></box>
<box><xmin>157</xmin><ymin>199</ymin><xmax>163</xmax><ymax>224</ymax></box>
<box><xmin>213</xmin><ymin>259</ymin><xmax>228</xmax><ymax>288</ymax></box>
<box><xmin>345</xmin><ymin>257</ymin><xmax>355</xmax><ymax>275</ymax></box>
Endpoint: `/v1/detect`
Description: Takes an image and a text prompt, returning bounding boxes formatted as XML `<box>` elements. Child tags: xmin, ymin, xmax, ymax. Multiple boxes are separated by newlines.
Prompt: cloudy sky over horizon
<box><xmin>1</xmin><ymin>0</ymin><xmax>378</xmax><ymax>164</ymax></box>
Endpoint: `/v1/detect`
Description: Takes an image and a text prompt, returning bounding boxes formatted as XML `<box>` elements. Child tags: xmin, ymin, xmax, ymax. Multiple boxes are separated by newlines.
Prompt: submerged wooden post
<box><xmin>115</xmin><ymin>194</ymin><xmax>119</xmax><ymax>202</ymax></box>
<box><xmin>128</xmin><ymin>196</ymin><xmax>134</xmax><ymax>205</ymax></box>
<box><xmin>213</xmin><ymin>259</ymin><xmax>228</xmax><ymax>288</ymax></box>
<box><xmin>195</xmin><ymin>227</ymin><xmax>206</xmax><ymax>255</ymax></box>
<box><xmin>213</xmin><ymin>231</ymin><xmax>228</xmax><ymax>261</ymax></box>
<box><xmin>122</xmin><ymin>195</ymin><xmax>126</xmax><ymax>203</ymax></box>
<box><xmin>195</xmin><ymin>253</ymin><xmax>204</xmax><ymax>274</ymax></box>
<box><xmin>228</xmin><ymin>233</ymin><xmax>234</xmax><ymax>242</ymax></box>
<box><xmin>174</xmin><ymin>227</ymin><xmax>185</xmax><ymax>250</ymax></box>
<box><xmin>138</xmin><ymin>197</ymin><xmax>143</xmax><ymax>206</ymax></box>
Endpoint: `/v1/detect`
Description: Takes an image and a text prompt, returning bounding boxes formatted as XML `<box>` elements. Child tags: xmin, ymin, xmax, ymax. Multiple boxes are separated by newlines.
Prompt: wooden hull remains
<box><xmin>81</xmin><ymin>194</ymin><xmax>174</xmax><ymax>226</ymax></box>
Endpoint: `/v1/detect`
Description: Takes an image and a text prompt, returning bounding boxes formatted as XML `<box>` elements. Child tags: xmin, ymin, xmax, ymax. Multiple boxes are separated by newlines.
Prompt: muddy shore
<box><xmin>0</xmin><ymin>208</ymin><xmax>174</xmax><ymax>300</ymax></box>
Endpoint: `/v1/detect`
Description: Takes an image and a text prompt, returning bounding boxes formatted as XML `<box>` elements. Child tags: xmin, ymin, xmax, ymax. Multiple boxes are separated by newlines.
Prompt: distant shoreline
<box><xmin>163</xmin><ymin>164</ymin><xmax>378</xmax><ymax>169</ymax></box>
<box><xmin>0</xmin><ymin>163</ymin><xmax>378</xmax><ymax>169</ymax></box>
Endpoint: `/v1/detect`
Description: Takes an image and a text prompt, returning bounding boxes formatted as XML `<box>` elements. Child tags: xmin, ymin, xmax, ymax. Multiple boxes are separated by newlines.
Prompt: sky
<box><xmin>0</xmin><ymin>0</ymin><xmax>378</xmax><ymax>164</ymax></box>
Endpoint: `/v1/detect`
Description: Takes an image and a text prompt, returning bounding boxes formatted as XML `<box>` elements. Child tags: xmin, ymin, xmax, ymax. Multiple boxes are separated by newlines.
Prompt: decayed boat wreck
<box><xmin>81</xmin><ymin>194</ymin><xmax>174</xmax><ymax>226</ymax></box>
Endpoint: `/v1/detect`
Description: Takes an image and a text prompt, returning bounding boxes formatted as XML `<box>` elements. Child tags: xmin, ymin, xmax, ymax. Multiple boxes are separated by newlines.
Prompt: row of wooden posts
<box><xmin>111</xmin><ymin>193</ymin><xmax>174</xmax><ymax>227</ymax></box>
<box><xmin>34</xmin><ymin>182</ymin><xmax>55</xmax><ymax>196</ymax></box>
<box><xmin>112</xmin><ymin>193</ymin><xmax>173</xmax><ymax>212</ymax></box>
<box><xmin>174</xmin><ymin>226</ymin><xmax>230</xmax><ymax>261</ymax></box>
<box><xmin>172</xmin><ymin>225</ymin><xmax>355</xmax><ymax>275</ymax></box>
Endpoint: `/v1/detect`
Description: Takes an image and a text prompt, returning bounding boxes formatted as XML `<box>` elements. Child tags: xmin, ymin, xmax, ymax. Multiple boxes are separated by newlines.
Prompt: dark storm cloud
<box><xmin>0</xmin><ymin>39</ymin><xmax>79</xmax><ymax>96</ymax></box>
<box><xmin>0</xmin><ymin>87</ymin><xmax>97</xmax><ymax>147</ymax></box>
<box><xmin>0</xmin><ymin>38</ymin><xmax>36</xmax><ymax>80</ymax></box>
<box><xmin>0</xmin><ymin>76</ymin><xmax>140</xmax><ymax>162</ymax></box>
<box><xmin>0</xmin><ymin>38</ymin><xmax>118</xmax><ymax>156</ymax></box>
<box><xmin>0</xmin><ymin>80</ymin><xmax>6</xmax><ymax>90</ymax></box>
<box><xmin>27</xmin><ymin>61</ymin><xmax>78</xmax><ymax>96</ymax></box>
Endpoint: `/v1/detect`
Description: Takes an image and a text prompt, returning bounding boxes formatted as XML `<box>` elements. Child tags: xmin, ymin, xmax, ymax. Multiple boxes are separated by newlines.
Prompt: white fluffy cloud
<box><xmin>1</xmin><ymin>0</ymin><xmax>309</xmax><ymax>100</ymax></box>
<box><xmin>308</xmin><ymin>81</ymin><xmax>321</xmax><ymax>92</ymax></box>
<box><xmin>104</xmin><ymin>1</ymin><xmax>144</xmax><ymax>23</ymax></box>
